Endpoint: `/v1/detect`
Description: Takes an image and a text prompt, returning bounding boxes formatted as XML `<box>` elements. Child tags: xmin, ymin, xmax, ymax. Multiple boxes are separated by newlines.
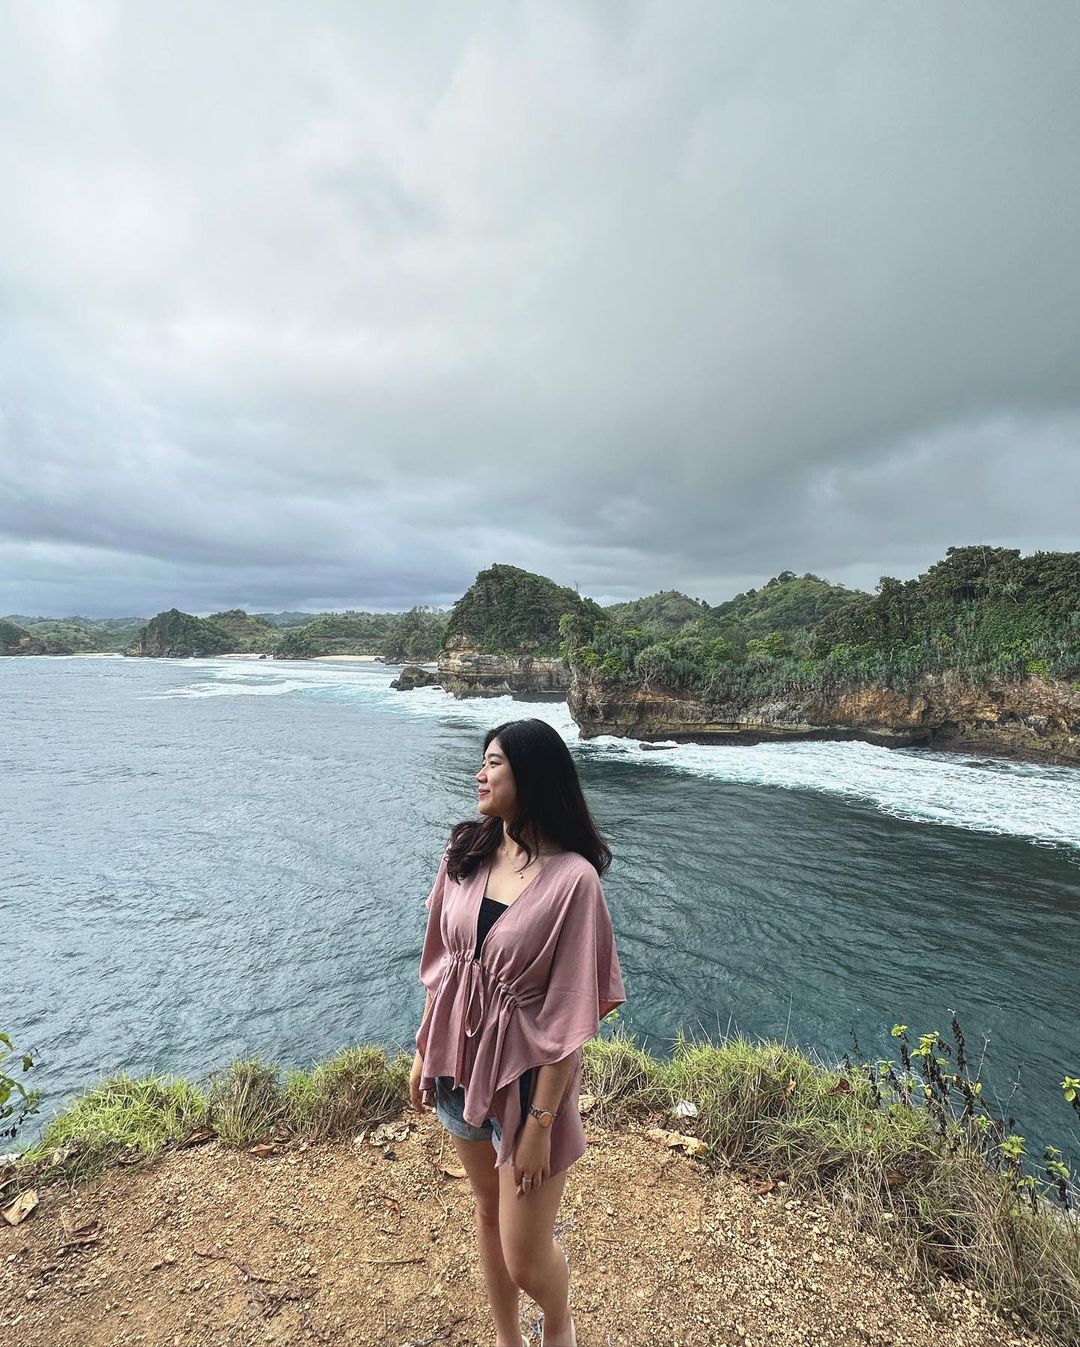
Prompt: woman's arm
<box><xmin>513</xmin><ymin>1050</ymin><xmax>578</xmax><ymax>1194</ymax></box>
<box><xmin>409</xmin><ymin>991</ymin><xmax>433</xmax><ymax>1115</ymax></box>
<box><xmin>526</xmin><ymin>1049</ymin><xmax>577</xmax><ymax>1123</ymax></box>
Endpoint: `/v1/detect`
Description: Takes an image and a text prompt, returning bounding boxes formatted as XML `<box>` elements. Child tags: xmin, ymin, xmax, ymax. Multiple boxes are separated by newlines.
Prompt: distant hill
<box><xmin>275</xmin><ymin>610</ymin><xmax>400</xmax><ymax>658</ymax></box>
<box><xmin>251</xmin><ymin>611</ymin><xmax>327</xmax><ymax>628</ymax></box>
<box><xmin>0</xmin><ymin>618</ymin><xmax>40</xmax><ymax>655</ymax></box>
<box><xmin>381</xmin><ymin>606</ymin><xmax>447</xmax><ymax>663</ymax></box>
<box><xmin>708</xmin><ymin>571</ymin><xmax>864</xmax><ymax>636</ymax></box>
<box><xmin>0</xmin><ymin>615</ymin><xmax>148</xmax><ymax>654</ymax></box>
<box><xmin>135</xmin><ymin>609</ymin><xmax>231</xmax><ymax>658</ymax></box>
<box><xmin>205</xmin><ymin>609</ymin><xmax>277</xmax><ymax>653</ymax></box>
<box><xmin>444</xmin><ymin>563</ymin><xmax>603</xmax><ymax>655</ymax></box>
<box><xmin>605</xmin><ymin>590</ymin><xmax>710</xmax><ymax>636</ymax></box>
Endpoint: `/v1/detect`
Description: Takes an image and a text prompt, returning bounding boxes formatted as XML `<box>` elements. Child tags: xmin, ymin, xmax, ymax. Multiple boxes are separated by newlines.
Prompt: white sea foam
<box><xmin>148</xmin><ymin>657</ymin><xmax>371</xmax><ymax>699</ymax></box>
<box><xmin>155</xmin><ymin>660</ymin><xmax>1080</xmax><ymax>851</ymax></box>
<box><xmin>385</xmin><ymin>678</ymin><xmax>1080</xmax><ymax>850</ymax></box>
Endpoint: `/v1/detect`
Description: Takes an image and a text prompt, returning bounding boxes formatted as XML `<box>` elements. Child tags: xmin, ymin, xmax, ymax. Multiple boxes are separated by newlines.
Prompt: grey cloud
<box><xmin>1</xmin><ymin>1</ymin><xmax>1078</xmax><ymax>618</ymax></box>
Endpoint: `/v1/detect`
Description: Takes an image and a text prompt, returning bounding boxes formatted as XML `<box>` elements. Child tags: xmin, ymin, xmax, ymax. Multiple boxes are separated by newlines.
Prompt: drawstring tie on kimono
<box><xmin>464</xmin><ymin>960</ymin><xmax>485</xmax><ymax>1037</ymax></box>
<box><xmin>450</xmin><ymin>952</ymin><xmax>517</xmax><ymax>1038</ymax></box>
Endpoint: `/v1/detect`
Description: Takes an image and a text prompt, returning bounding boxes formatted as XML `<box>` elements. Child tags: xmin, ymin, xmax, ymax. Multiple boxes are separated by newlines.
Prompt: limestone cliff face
<box><xmin>568</xmin><ymin>669</ymin><xmax>1080</xmax><ymax>764</ymax></box>
<box><xmin>438</xmin><ymin>640</ymin><xmax>571</xmax><ymax>699</ymax></box>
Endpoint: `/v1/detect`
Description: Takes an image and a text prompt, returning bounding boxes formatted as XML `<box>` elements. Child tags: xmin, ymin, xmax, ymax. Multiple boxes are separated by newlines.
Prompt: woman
<box><xmin>410</xmin><ymin>718</ymin><xmax>625</xmax><ymax>1347</ymax></box>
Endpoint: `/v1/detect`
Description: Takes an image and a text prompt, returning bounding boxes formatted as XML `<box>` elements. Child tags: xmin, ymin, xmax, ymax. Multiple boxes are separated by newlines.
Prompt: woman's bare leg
<box><xmin>497</xmin><ymin>1162</ymin><xmax>574</xmax><ymax>1346</ymax></box>
<box><xmin>450</xmin><ymin>1134</ymin><xmax>522</xmax><ymax>1347</ymax></box>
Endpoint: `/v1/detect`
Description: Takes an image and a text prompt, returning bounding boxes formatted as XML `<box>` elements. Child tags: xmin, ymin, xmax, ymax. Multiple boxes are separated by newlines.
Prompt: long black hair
<box><xmin>446</xmin><ymin>718</ymin><xmax>612</xmax><ymax>881</ymax></box>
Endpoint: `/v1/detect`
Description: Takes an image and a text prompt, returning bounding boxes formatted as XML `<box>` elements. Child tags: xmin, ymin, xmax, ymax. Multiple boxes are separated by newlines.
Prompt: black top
<box><xmin>475</xmin><ymin>894</ymin><xmax>509</xmax><ymax>959</ymax></box>
<box><xmin>475</xmin><ymin>894</ymin><xmax>535</xmax><ymax>1116</ymax></box>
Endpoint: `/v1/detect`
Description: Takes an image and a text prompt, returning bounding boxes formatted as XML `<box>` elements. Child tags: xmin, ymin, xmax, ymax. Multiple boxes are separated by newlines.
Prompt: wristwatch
<box><xmin>527</xmin><ymin>1104</ymin><xmax>557</xmax><ymax>1128</ymax></box>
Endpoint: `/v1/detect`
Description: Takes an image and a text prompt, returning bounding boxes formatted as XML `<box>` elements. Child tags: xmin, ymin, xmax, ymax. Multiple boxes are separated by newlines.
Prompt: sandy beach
<box><xmin>215</xmin><ymin>654</ymin><xmax>384</xmax><ymax>663</ymax></box>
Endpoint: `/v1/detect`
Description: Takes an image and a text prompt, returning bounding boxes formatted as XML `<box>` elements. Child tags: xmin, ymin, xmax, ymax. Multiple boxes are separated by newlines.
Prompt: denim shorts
<box><xmin>434</xmin><ymin>1075</ymin><xmax>502</xmax><ymax>1150</ymax></box>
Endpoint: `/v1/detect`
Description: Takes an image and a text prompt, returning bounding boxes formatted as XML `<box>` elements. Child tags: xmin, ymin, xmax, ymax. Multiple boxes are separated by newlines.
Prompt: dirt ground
<box><xmin>0</xmin><ymin>1110</ymin><xmax>1048</xmax><ymax>1347</ymax></box>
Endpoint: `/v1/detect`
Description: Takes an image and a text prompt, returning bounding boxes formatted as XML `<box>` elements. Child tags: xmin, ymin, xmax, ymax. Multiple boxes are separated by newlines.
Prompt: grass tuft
<box><xmin>581</xmin><ymin>1028</ymin><xmax>661</xmax><ymax>1122</ymax></box>
<box><xmin>281</xmin><ymin>1045</ymin><xmax>410</xmax><ymax>1140</ymax></box>
<box><xmin>205</xmin><ymin>1059</ymin><xmax>285</xmax><ymax>1147</ymax></box>
<box><xmin>15</xmin><ymin>1071</ymin><xmax>208</xmax><ymax>1185</ymax></box>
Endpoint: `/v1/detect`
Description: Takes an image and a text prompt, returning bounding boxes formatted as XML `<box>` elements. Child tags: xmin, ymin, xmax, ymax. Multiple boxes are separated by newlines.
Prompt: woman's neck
<box><xmin>499</xmin><ymin>825</ymin><xmax>546</xmax><ymax>856</ymax></box>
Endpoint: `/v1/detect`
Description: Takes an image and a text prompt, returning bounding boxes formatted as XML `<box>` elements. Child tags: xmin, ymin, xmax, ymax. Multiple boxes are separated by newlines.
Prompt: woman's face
<box><xmin>476</xmin><ymin>738</ymin><xmax>517</xmax><ymax>820</ymax></box>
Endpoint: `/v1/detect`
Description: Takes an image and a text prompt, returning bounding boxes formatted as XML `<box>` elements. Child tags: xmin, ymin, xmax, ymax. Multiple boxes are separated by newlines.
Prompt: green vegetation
<box><xmin>136</xmin><ymin>608</ymin><xmax>232</xmax><ymax>658</ymax></box>
<box><xmin>204</xmin><ymin>608</ymin><xmax>277</xmax><ymax>653</ymax></box>
<box><xmin>446</xmin><ymin>563</ymin><xmax>604</xmax><ymax>655</ymax></box>
<box><xmin>0</xmin><ymin>618</ymin><xmax>34</xmax><ymax>654</ymax></box>
<box><xmin>0</xmin><ymin>619</ymin><xmax>97</xmax><ymax>654</ymax></box>
<box><xmin>11</xmin><ymin>1044</ymin><xmax>409</xmax><ymax>1183</ymax></box>
<box><xmin>8</xmin><ymin>547</ymin><xmax>1078</xmax><ymax>684</ymax></box>
<box><xmin>381</xmin><ymin>605</ymin><xmax>447</xmax><ymax>663</ymax></box>
<box><xmin>275</xmin><ymin>610</ymin><xmax>398</xmax><ymax>658</ymax></box>
<box><xmin>566</xmin><ymin>547</ymin><xmax>1080</xmax><ymax>695</ymax></box>
<box><xmin>810</xmin><ymin>547</ymin><xmax>1080</xmax><ymax>681</ymax></box>
<box><xmin>0</xmin><ymin>603</ymin><xmax>448</xmax><ymax>661</ymax></box>
<box><xmin>7</xmin><ymin>1016</ymin><xmax>1078</xmax><ymax>1343</ymax></box>
<box><xmin>603</xmin><ymin>590</ymin><xmax>711</xmax><ymax>637</ymax></box>
<box><xmin>710</xmin><ymin>570</ymin><xmax>862</xmax><ymax>635</ymax></box>
<box><xmin>0</xmin><ymin>1030</ymin><xmax>40</xmax><ymax>1147</ymax></box>
<box><xmin>586</xmin><ymin>1020</ymin><xmax>1080</xmax><ymax>1345</ymax></box>
<box><xmin>273</xmin><ymin>626</ymin><xmax>319</xmax><ymax>659</ymax></box>
<box><xmin>16</xmin><ymin>1072</ymin><xmax>209</xmax><ymax>1172</ymax></box>
<box><xmin>0</xmin><ymin>615</ymin><xmax>148</xmax><ymax>654</ymax></box>
<box><xmin>253</xmin><ymin>611</ymin><xmax>330</xmax><ymax>628</ymax></box>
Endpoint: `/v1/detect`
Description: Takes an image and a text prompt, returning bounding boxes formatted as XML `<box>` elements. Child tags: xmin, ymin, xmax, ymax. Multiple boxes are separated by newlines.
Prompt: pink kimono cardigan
<box><xmin>415</xmin><ymin>846</ymin><xmax>625</xmax><ymax>1178</ymax></box>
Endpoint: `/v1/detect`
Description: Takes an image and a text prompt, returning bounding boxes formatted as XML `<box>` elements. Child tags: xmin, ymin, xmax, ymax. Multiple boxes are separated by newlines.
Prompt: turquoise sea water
<box><xmin>3</xmin><ymin>655</ymin><xmax>1078</xmax><ymax>1163</ymax></box>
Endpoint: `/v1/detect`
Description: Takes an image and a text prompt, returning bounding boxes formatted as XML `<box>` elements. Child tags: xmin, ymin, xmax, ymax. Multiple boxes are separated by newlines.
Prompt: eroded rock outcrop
<box><xmin>568</xmin><ymin>668</ymin><xmax>1080</xmax><ymax>764</ymax></box>
<box><xmin>390</xmin><ymin>664</ymin><xmax>441</xmax><ymax>691</ymax></box>
<box><xmin>438</xmin><ymin>640</ymin><xmax>571</xmax><ymax>699</ymax></box>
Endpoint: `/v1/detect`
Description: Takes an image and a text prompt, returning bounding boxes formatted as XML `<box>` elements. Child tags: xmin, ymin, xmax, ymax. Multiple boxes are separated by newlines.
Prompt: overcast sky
<box><xmin>2</xmin><ymin>2</ymin><xmax>1078</xmax><ymax>618</ymax></box>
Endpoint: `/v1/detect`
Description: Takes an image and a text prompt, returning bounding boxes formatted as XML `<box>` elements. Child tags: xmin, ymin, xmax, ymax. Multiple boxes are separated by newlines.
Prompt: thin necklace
<box><xmin>501</xmin><ymin>843</ymin><xmax>547</xmax><ymax>879</ymax></box>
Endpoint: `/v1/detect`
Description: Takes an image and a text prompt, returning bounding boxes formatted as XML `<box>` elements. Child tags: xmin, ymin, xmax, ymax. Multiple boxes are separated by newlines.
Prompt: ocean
<box><xmin>3</xmin><ymin>655</ymin><xmax>1078</xmax><ymax>1163</ymax></box>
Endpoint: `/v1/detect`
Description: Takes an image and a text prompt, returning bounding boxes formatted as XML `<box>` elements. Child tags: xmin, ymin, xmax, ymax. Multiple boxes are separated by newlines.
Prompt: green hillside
<box><xmin>0</xmin><ymin>615</ymin><xmax>147</xmax><ymax>654</ymax></box>
<box><xmin>0</xmin><ymin>619</ymin><xmax>37</xmax><ymax>655</ymax></box>
<box><xmin>251</xmin><ymin>611</ymin><xmax>326</xmax><ymax>628</ymax></box>
<box><xmin>565</xmin><ymin>546</ymin><xmax>1080</xmax><ymax>695</ymax></box>
<box><xmin>605</xmin><ymin>591</ymin><xmax>710</xmax><ymax>636</ymax></box>
<box><xmin>136</xmin><ymin>609</ymin><xmax>231</xmax><ymax>658</ymax></box>
<box><xmin>445</xmin><ymin>564</ymin><xmax>603</xmax><ymax>655</ymax></box>
<box><xmin>205</xmin><ymin>609</ymin><xmax>277</xmax><ymax>653</ymax></box>
<box><xmin>275</xmin><ymin>610</ymin><xmax>399</xmax><ymax>658</ymax></box>
<box><xmin>381</xmin><ymin>606</ymin><xmax>447</xmax><ymax>663</ymax></box>
<box><xmin>709</xmin><ymin>571</ymin><xmax>863</xmax><ymax>635</ymax></box>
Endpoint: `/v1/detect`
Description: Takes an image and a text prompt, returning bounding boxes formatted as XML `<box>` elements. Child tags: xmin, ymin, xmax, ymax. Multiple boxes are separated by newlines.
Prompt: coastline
<box><xmin>618</xmin><ymin>727</ymin><xmax>1080</xmax><ymax>770</ymax></box>
<box><xmin>310</xmin><ymin>654</ymin><xmax>383</xmax><ymax>662</ymax></box>
<box><xmin>215</xmin><ymin>653</ymin><xmax>385</xmax><ymax>663</ymax></box>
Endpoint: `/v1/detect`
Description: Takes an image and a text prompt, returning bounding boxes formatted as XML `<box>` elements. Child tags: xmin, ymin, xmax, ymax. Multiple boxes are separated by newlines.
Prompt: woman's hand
<box><xmin>512</xmin><ymin>1122</ymin><xmax>551</xmax><ymax>1198</ymax></box>
<box><xmin>409</xmin><ymin>1051</ymin><xmax>432</xmax><ymax>1115</ymax></box>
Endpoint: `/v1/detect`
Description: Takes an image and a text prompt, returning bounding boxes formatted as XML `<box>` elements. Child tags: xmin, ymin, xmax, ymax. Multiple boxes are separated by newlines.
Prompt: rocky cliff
<box><xmin>390</xmin><ymin>664</ymin><xmax>440</xmax><ymax>691</ymax></box>
<box><xmin>568</xmin><ymin>668</ymin><xmax>1080</xmax><ymax>764</ymax></box>
<box><xmin>438</xmin><ymin>640</ymin><xmax>571</xmax><ymax>698</ymax></box>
